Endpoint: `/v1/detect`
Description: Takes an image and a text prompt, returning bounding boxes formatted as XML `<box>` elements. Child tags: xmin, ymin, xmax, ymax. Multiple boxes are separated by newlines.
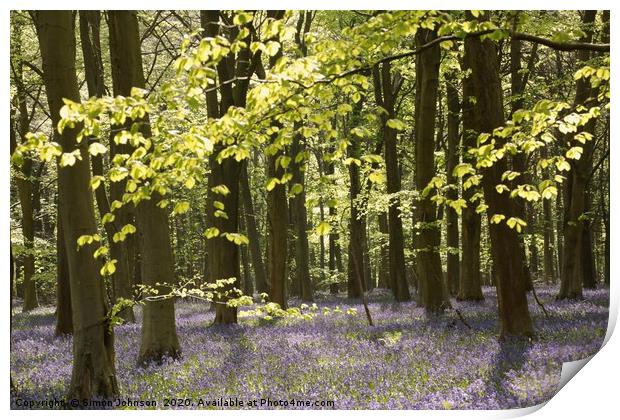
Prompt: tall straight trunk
<box><xmin>10</xmin><ymin>29</ymin><xmax>38</xmax><ymax>312</ymax></box>
<box><xmin>329</xmin><ymin>219</ymin><xmax>344</xmax><ymax>293</ymax></box>
<box><xmin>108</xmin><ymin>11</ymin><xmax>179</xmax><ymax>359</ymax></box>
<box><xmin>348</xmin><ymin>133</ymin><xmax>365</xmax><ymax>299</ymax></box>
<box><xmin>201</xmin><ymin>10</ymin><xmax>261</xmax><ymax>323</ymax></box>
<box><xmin>82</xmin><ymin>10</ymin><xmax>135</xmax><ymax>323</ymax></box>
<box><xmin>558</xmin><ymin>10</ymin><xmax>598</xmax><ymax>300</ymax></box>
<box><xmin>239</xmin><ymin>201</ymin><xmax>254</xmax><ymax>296</ymax></box>
<box><xmin>509</xmin><ymin>37</ymin><xmax>538</xmax><ymax>291</ymax></box>
<box><xmin>601</xmin><ymin>10</ymin><xmax>610</xmax><ymax>288</ymax></box>
<box><xmin>378</xmin><ymin>212</ymin><xmax>390</xmax><ymax>289</ymax></box>
<box><xmin>458</xmin><ymin>42</ymin><xmax>483</xmax><ymax>301</ymax></box>
<box><xmin>240</xmin><ymin>163</ymin><xmax>269</xmax><ymax>294</ymax></box>
<box><xmin>542</xmin><ymin>148</ymin><xmax>556</xmax><ymax>284</ymax></box>
<box><xmin>445</xmin><ymin>74</ymin><xmax>461</xmax><ymax>297</ymax></box>
<box><xmin>267</xmin><ymin>152</ymin><xmax>289</xmax><ymax>308</ymax></box>
<box><xmin>556</xmin><ymin>182</ymin><xmax>564</xmax><ymax>278</ymax></box>
<box><xmin>414</xmin><ymin>27</ymin><xmax>447</xmax><ymax>313</ymax></box>
<box><xmin>136</xmin><ymin>193</ymin><xmax>181</xmax><ymax>363</ymax></box>
<box><xmin>527</xmin><ymin>204</ymin><xmax>539</xmax><ymax>277</ymax></box>
<box><xmin>463</xmin><ymin>15</ymin><xmax>533</xmax><ymax>337</ymax></box>
<box><xmin>289</xmin><ymin>131</ymin><xmax>313</xmax><ymax>300</ymax></box>
<box><xmin>374</xmin><ymin>62</ymin><xmax>410</xmax><ymax>301</ymax></box>
<box><xmin>13</xmin><ymin>135</ymin><xmax>38</xmax><ymax>312</ymax></box>
<box><xmin>55</xmin><ymin>215</ymin><xmax>73</xmax><ymax>335</ymax></box>
<box><xmin>33</xmin><ymin>10</ymin><xmax>119</xmax><ymax>398</ymax></box>
<box><xmin>581</xmin><ymin>194</ymin><xmax>597</xmax><ymax>289</ymax></box>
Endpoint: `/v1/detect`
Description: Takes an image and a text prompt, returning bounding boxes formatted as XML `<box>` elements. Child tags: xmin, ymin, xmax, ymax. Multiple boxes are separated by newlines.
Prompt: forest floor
<box><xmin>10</xmin><ymin>285</ymin><xmax>608</xmax><ymax>410</ymax></box>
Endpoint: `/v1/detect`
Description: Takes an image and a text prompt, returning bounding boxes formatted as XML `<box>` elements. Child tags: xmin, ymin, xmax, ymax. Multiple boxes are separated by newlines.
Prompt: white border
<box><xmin>2</xmin><ymin>2</ymin><xmax>617</xmax><ymax>419</ymax></box>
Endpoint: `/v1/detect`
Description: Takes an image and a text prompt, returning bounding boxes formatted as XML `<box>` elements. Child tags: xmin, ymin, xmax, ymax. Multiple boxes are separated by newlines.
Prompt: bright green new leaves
<box><xmin>224</xmin><ymin>233</ymin><xmax>250</xmax><ymax>246</ymax></box>
<box><xmin>447</xmin><ymin>198</ymin><xmax>467</xmax><ymax>215</ymax></box>
<box><xmin>100</xmin><ymin>259</ymin><xmax>118</xmax><ymax>277</ymax></box>
<box><xmin>113</xmin><ymin>224</ymin><xmax>137</xmax><ymax>243</ymax></box>
<box><xmin>60</xmin><ymin>151</ymin><xmax>81</xmax><ymax>167</ymax></box>
<box><xmin>452</xmin><ymin>163</ymin><xmax>475</xmax><ymax>178</ymax></box>
<box><xmin>386</xmin><ymin>118</ymin><xmax>406</xmax><ymax>131</ymax></box>
<box><xmin>204</xmin><ymin>227</ymin><xmax>220</xmax><ymax>239</ymax></box>
<box><xmin>88</xmin><ymin>142</ymin><xmax>107</xmax><ymax>156</ymax></box>
<box><xmin>211</xmin><ymin>184</ymin><xmax>231</xmax><ymax>196</ymax></box>
<box><xmin>315</xmin><ymin>221</ymin><xmax>331</xmax><ymax>236</ymax></box>
<box><xmin>173</xmin><ymin>201</ymin><xmax>190</xmax><ymax>215</ymax></box>
<box><xmin>76</xmin><ymin>233</ymin><xmax>101</xmax><ymax>249</ymax></box>
<box><xmin>506</xmin><ymin>217</ymin><xmax>527</xmax><ymax>233</ymax></box>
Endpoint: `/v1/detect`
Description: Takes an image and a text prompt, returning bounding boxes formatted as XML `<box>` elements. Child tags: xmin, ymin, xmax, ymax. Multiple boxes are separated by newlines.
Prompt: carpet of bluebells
<box><xmin>10</xmin><ymin>285</ymin><xmax>609</xmax><ymax>409</ymax></box>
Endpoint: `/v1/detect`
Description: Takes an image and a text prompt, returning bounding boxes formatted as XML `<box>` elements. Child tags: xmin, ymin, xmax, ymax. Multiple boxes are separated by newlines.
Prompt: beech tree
<box><xmin>32</xmin><ymin>10</ymin><xmax>119</xmax><ymax>398</ymax></box>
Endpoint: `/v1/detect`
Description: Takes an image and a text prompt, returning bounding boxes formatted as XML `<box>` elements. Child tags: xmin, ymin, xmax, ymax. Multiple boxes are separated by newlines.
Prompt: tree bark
<box><xmin>108</xmin><ymin>11</ymin><xmax>180</xmax><ymax>358</ymax></box>
<box><xmin>458</xmin><ymin>44</ymin><xmax>483</xmax><ymax>302</ymax></box>
<box><xmin>445</xmin><ymin>72</ymin><xmax>461</xmax><ymax>297</ymax></box>
<box><xmin>267</xmin><ymin>152</ymin><xmax>289</xmax><ymax>309</ymax></box>
<box><xmin>10</xmin><ymin>26</ymin><xmax>39</xmax><ymax>312</ymax></box>
<box><xmin>33</xmin><ymin>10</ymin><xmax>119</xmax><ymax>398</ymax></box>
<box><xmin>55</xmin><ymin>215</ymin><xmax>73</xmax><ymax>335</ymax></box>
<box><xmin>240</xmin><ymin>163</ymin><xmax>269</xmax><ymax>294</ymax></box>
<box><xmin>83</xmin><ymin>10</ymin><xmax>135</xmax><ymax>323</ymax></box>
<box><xmin>289</xmin><ymin>131</ymin><xmax>313</xmax><ymax>301</ymax></box>
<box><xmin>414</xmin><ymin>28</ymin><xmax>448</xmax><ymax>312</ymax></box>
<box><xmin>463</xmin><ymin>14</ymin><xmax>533</xmax><ymax>337</ymax></box>
<box><xmin>558</xmin><ymin>10</ymin><xmax>598</xmax><ymax>300</ymax></box>
<box><xmin>373</xmin><ymin>62</ymin><xmax>410</xmax><ymax>302</ymax></box>
<box><xmin>348</xmin><ymin>127</ymin><xmax>366</xmax><ymax>299</ymax></box>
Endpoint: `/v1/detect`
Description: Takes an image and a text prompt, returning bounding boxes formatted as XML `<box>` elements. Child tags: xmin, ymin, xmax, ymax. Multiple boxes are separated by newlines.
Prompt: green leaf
<box><xmin>121</xmin><ymin>224</ymin><xmax>136</xmax><ymax>235</ymax></box>
<box><xmin>452</xmin><ymin>163</ymin><xmax>474</xmax><ymax>178</ymax></box>
<box><xmin>173</xmin><ymin>201</ymin><xmax>190</xmax><ymax>215</ymax></box>
<box><xmin>316</xmin><ymin>221</ymin><xmax>331</xmax><ymax>236</ymax></box>
<box><xmin>100</xmin><ymin>259</ymin><xmax>117</xmax><ymax>277</ymax></box>
<box><xmin>102</xmin><ymin>213</ymin><xmax>115</xmax><ymax>224</ymax></box>
<box><xmin>368</xmin><ymin>171</ymin><xmax>385</xmax><ymax>184</ymax></box>
<box><xmin>88</xmin><ymin>142</ymin><xmax>107</xmax><ymax>156</ymax></box>
<box><xmin>60</xmin><ymin>152</ymin><xmax>77</xmax><ymax>167</ymax></box>
<box><xmin>266</xmin><ymin>177</ymin><xmax>279</xmax><ymax>191</ymax></box>
<box><xmin>566</xmin><ymin>146</ymin><xmax>583</xmax><ymax>160</ymax></box>
<box><xmin>447</xmin><ymin>198</ymin><xmax>467</xmax><ymax>215</ymax></box>
<box><xmin>289</xmin><ymin>183</ymin><xmax>303</xmax><ymax>196</ymax></box>
<box><xmin>506</xmin><ymin>217</ymin><xmax>527</xmax><ymax>233</ymax></box>
<box><xmin>490</xmin><ymin>214</ymin><xmax>506</xmax><ymax>224</ymax></box>
<box><xmin>224</xmin><ymin>233</ymin><xmax>250</xmax><ymax>245</ymax></box>
<box><xmin>211</xmin><ymin>184</ymin><xmax>231</xmax><ymax>196</ymax></box>
<box><xmin>204</xmin><ymin>227</ymin><xmax>220</xmax><ymax>239</ymax></box>
<box><xmin>386</xmin><ymin>119</ymin><xmax>406</xmax><ymax>131</ymax></box>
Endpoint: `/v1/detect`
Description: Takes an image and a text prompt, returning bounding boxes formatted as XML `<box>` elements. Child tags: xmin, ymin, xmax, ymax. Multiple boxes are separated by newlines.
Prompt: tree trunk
<box><xmin>10</xmin><ymin>30</ymin><xmax>39</xmax><ymax>312</ymax></box>
<box><xmin>458</xmin><ymin>42</ymin><xmax>483</xmax><ymax>301</ymax></box>
<box><xmin>414</xmin><ymin>27</ymin><xmax>448</xmax><ymax>313</ymax></box>
<box><xmin>108</xmin><ymin>11</ymin><xmax>179</xmax><ymax>357</ymax></box>
<box><xmin>463</xmin><ymin>15</ymin><xmax>533</xmax><ymax>337</ymax></box>
<box><xmin>542</xmin><ymin>147</ymin><xmax>556</xmax><ymax>284</ymax></box>
<box><xmin>378</xmin><ymin>212</ymin><xmax>390</xmax><ymax>289</ymax></box>
<box><xmin>33</xmin><ymin>10</ymin><xmax>119</xmax><ymax>398</ymax></box>
<box><xmin>55</xmin><ymin>216</ymin><xmax>73</xmax><ymax>335</ymax></box>
<box><xmin>136</xmin><ymin>194</ymin><xmax>181</xmax><ymax>363</ymax></box>
<box><xmin>445</xmin><ymin>72</ymin><xmax>461</xmax><ymax>297</ymax></box>
<box><xmin>558</xmin><ymin>10</ymin><xmax>598</xmax><ymax>300</ymax></box>
<box><xmin>240</xmin><ymin>163</ymin><xmax>269</xmax><ymax>294</ymax></box>
<box><xmin>348</xmin><ymin>131</ymin><xmax>366</xmax><ymax>299</ymax></box>
<box><xmin>83</xmin><ymin>10</ymin><xmax>135</xmax><ymax>323</ymax></box>
<box><xmin>267</xmin><ymin>151</ymin><xmax>289</xmax><ymax>309</ymax></box>
<box><xmin>289</xmin><ymin>131</ymin><xmax>313</xmax><ymax>301</ymax></box>
<box><xmin>239</xmin><ymin>202</ymin><xmax>254</xmax><ymax>297</ymax></box>
<box><xmin>374</xmin><ymin>62</ymin><xmax>410</xmax><ymax>302</ymax></box>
